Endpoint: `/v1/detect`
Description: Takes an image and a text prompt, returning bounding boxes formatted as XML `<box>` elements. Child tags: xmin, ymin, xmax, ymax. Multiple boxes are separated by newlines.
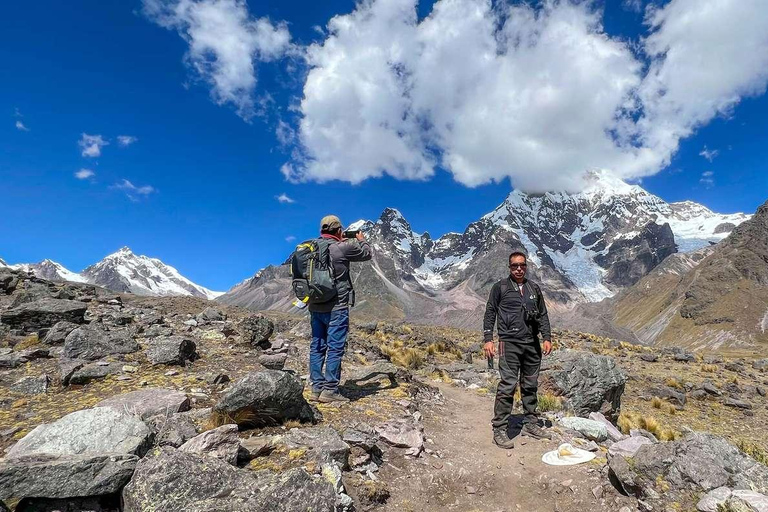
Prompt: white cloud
<box><xmin>79</xmin><ymin>133</ymin><xmax>109</xmax><ymax>157</ymax></box>
<box><xmin>286</xmin><ymin>0</ymin><xmax>768</xmax><ymax>192</ymax></box>
<box><xmin>699</xmin><ymin>146</ymin><xmax>719</xmax><ymax>162</ymax></box>
<box><xmin>143</xmin><ymin>0</ymin><xmax>292</xmax><ymax>120</ymax></box>
<box><xmin>15</xmin><ymin>120</ymin><xmax>29</xmax><ymax>132</ymax></box>
<box><xmin>700</xmin><ymin>170</ymin><xmax>715</xmax><ymax>188</ymax></box>
<box><xmin>117</xmin><ymin>135</ymin><xmax>138</xmax><ymax>147</ymax></box>
<box><xmin>74</xmin><ymin>169</ymin><xmax>95</xmax><ymax>180</ymax></box>
<box><xmin>276</xmin><ymin>192</ymin><xmax>295</xmax><ymax>204</ymax></box>
<box><xmin>622</xmin><ymin>0</ymin><xmax>643</xmax><ymax>13</ymax></box>
<box><xmin>285</xmin><ymin>235</ymin><xmax>296</xmax><ymax>242</ymax></box>
<box><xmin>113</xmin><ymin>179</ymin><xmax>156</xmax><ymax>201</ymax></box>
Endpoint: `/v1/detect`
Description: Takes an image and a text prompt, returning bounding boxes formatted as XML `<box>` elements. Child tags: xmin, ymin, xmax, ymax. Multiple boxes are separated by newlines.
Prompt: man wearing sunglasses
<box><xmin>483</xmin><ymin>251</ymin><xmax>553</xmax><ymax>449</ymax></box>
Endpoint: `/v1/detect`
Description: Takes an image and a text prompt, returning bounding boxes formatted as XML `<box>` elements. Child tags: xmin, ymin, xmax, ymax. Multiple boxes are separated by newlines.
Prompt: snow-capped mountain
<box><xmin>218</xmin><ymin>170</ymin><xmax>750</xmax><ymax>327</ymax></box>
<box><xmin>1</xmin><ymin>248</ymin><xmax>222</xmax><ymax>300</ymax></box>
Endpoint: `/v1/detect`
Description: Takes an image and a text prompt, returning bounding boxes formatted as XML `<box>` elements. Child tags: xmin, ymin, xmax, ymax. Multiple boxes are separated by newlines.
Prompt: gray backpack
<box><xmin>289</xmin><ymin>238</ymin><xmax>337</xmax><ymax>305</ymax></box>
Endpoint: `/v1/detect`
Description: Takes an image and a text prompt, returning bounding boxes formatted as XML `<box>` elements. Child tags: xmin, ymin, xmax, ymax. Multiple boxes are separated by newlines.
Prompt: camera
<box><xmin>342</xmin><ymin>229</ymin><xmax>360</xmax><ymax>239</ymax></box>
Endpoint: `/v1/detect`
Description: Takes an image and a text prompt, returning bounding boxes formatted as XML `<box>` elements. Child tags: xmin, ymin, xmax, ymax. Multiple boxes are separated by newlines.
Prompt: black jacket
<box><xmin>483</xmin><ymin>277</ymin><xmax>551</xmax><ymax>343</ymax></box>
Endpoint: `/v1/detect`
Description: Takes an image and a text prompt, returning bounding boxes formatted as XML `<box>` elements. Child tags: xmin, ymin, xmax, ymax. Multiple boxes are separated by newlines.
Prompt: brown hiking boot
<box><xmin>319</xmin><ymin>390</ymin><xmax>350</xmax><ymax>403</ymax></box>
<box><xmin>521</xmin><ymin>422</ymin><xmax>553</xmax><ymax>440</ymax></box>
<box><xmin>493</xmin><ymin>428</ymin><xmax>515</xmax><ymax>449</ymax></box>
<box><xmin>308</xmin><ymin>390</ymin><xmax>322</xmax><ymax>402</ymax></box>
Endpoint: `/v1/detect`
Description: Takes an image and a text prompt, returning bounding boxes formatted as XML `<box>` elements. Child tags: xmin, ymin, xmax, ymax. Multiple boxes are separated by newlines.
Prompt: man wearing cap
<box><xmin>483</xmin><ymin>251</ymin><xmax>553</xmax><ymax>449</ymax></box>
<box><xmin>309</xmin><ymin>215</ymin><xmax>372</xmax><ymax>403</ymax></box>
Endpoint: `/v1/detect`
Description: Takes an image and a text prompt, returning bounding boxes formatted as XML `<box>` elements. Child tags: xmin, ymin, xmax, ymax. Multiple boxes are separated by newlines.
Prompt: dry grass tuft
<box><xmin>700</xmin><ymin>364</ymin><xmax>718</xmax><ymax>373</ymax></box>
<box><xmin>205</xmin><ymin>409</ymin><xmax>258</xmax><ymax>431</ymax></box>
<box><xmin>664</xmin><ymin>377</ymin><xmax>683</xmax><ymax>390</ymax></box>
<box><xmin>617</xmin><ymin>411</ymin><xmax>679</xmax><ymax>441</ymax></box>
<box><xmin>14</xmin><ymin>334</ymin><xmax>40</xmax><ymax>351</ymax></box>
<box><xmin>538</xmin><ymin>392</ymin><xmax>564</xmax><ymax>412</ymax></box>
<box><xmin>737</xmin><ymin>439</ymin><xmax>768</xmax><ymax>465</ymax></box>
<box><xmin>652</xmin><ymin>397</ymin><xmax>663</xmax><ymax>409</ymax></box>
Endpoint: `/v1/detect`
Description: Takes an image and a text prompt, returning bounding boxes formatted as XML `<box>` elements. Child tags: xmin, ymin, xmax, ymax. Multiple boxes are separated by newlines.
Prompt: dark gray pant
<box><xmin>492</xmin><ymin>340</ymin><xmax>541</xmax><ymax>430</ymax></box>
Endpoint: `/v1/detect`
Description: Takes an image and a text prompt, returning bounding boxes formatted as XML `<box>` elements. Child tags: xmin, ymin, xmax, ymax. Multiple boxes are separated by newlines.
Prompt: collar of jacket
<box><xmin>321</xmin><ymin>233</ymin><xmax>342</xmax><ymax>242</ymax></box>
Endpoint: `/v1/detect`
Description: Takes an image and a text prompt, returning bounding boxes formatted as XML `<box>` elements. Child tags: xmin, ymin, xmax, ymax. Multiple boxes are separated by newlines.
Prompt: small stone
<box><xmin>466</xmin><ymin>486</ymin><xmax>477</xmax><ymax>494</ymax></box>
<box><xmin>592</xmin><ymin>485</ymin><xmax>604</xmax><ymax>499</ymax></box>
<box><xmin>123</xmin><ymin>365</ymin><xmax>138</xmax><ymax>373</ymax></box>
<box><xmin>165</xmin><ymin>370</ymin><xmax>179</xmax><ymax>376</ymax></box>
<box><xmin>560</xmin><ymin>479</ymin><xmax>573</xmax><ymax>487</ymax></box>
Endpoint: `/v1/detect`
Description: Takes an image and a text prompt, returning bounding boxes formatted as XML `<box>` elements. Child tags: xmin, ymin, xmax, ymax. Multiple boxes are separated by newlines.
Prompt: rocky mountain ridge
<box><xmin>1</xmin><ymin>248</ymin><xmax>222</xmax><ymax>300</ymax></box>
<box><xmin>219</xmin><ymin>171</ymin><xmax>749</xmax><ymax>327</ymax></box>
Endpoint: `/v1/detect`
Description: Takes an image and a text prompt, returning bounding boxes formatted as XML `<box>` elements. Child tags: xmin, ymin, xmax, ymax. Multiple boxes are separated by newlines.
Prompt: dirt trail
<box><xmin>379</xmin><ymin>382</ymin><xmax>635</xmax><ymax>512</ymax></box>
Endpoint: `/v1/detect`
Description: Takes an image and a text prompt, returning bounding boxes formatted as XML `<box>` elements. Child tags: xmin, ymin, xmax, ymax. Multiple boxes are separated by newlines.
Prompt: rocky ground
<box><xmin>1</xmin><ymin>266</ymin><xmax>768</xmax><ymax>512</ymax></box>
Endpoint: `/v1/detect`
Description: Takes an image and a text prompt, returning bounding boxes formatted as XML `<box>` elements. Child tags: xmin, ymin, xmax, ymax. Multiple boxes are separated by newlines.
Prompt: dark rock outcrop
<box><xmin>1</xmin><ymin>299</ymin><xmax>87</xmax><ymax>332</ymax></box>
<box><xmin>145</xmin><ymin>336</ymin><xmax>196</xmax><ymax>366</ymax></box>
<box><xmin>236</xmin><ymin>314</ymin><xmax>274</xmax><ymax>347</ymax></box>
<box><xmin>595</xmin><ymin>222</ymin><xmax>677</xmax><ymax>288</ymax></box>
<box><xmin>63</xmin><ymin>325</ymin><xmax>139</xmax><ymax>360</ymax></box>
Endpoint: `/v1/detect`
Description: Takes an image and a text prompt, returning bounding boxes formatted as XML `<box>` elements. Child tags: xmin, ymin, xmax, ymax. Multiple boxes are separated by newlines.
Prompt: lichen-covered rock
<box><xmin>258</xmin><ymin>352</ymin><xmax>288</xmax><ymax>370</ymax></box>
<box><xmin>122</xmin><ymin>447</ymin><xmax>337</xmax><ymax>512</ymax></box>
<box><xmin>41</xmin><ymin>321</ymin><xmax>78</xmax><ymax>345</ymax></box>
<box><xmin>214</xmin><ymin>370</ymin><xmax>316</xmax><ymax>427</ymax></box>
<box><xmin>96</xmin><ymin>389</ymin><xmax>190</xmax><ymax>420</ymax></box>
<box><xmin>237</xmin><ymin>314</ymin><xmax>274</xmax><ymax>347</ymax></box>
<box><xmin>0</xmin><ymin>299</ymin><xmax>87</xmax><ymax>332</ymax></box>
<box><xmin>13</xmin><ymin>496</ymin><xmax>120</xmax><ymax>512</ymax></box>
<box><xmin>540</xmin><ymin>350</ymin><xmax>627</xmax><ymax>420</ymax></box>
<box><xmin>146</xmin><ymin>412</ymin><xmax>199</xmax><ymax>448</ymax></box>
<box><xmin>6</xmin><ymin>408</ymin><xmax>152</xmax><ymax>459</ymax></box>
<box><xmin>179</xmin><ymin>424</ymin><xmax>240</xmax><ymax>466</ymax></box>
<box><xmin>0</xmin><ymin>453</ymin><xmax>137</xmax><ymax>502</ymax></box>
<box><xmin>10</xmin><ymin>375</ymin><xmax>50</xmax><ymax>395</ymax></box>
<box><xmin>558</xmin><ymin>417</ymin><xmax>608</xmax><ymax>442</ymax></box>
<box><xmin>68</xmin><ymin>362</ymin><xmax>123</xmax><ymax>385</ymax></box>
<box><xmin>277</xmin><ymin>427</ymin><xmax>350</xmax><ymax>468</ymax></box>
<box><xmin>609</xmin><ymin>432</ymin><xmax>768</xmax><ymax>509</ymax></box>
<box><xmin>197</xmin><ymin>307</ymin><xmax>225</xmax><ymax>323</ymax></box>
<box><xmin>145</xmin><ymin>336</ymin><xmax>196</xmax><ymax>366</ymax></box>
<box><xmin>63</xmin><ymin>325</ymin><xmax>139</xmax><ymax>360</ymax></box>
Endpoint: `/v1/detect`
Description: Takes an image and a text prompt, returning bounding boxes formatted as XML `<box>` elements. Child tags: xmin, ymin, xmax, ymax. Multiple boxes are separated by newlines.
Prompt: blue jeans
<box><xmin>309</xmin><ymin>308</ymin><xmax>350</xmax><ymax>393</ymax></box>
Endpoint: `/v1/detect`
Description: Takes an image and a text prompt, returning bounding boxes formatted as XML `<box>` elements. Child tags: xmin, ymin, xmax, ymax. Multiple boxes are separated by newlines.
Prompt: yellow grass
<box><xmin>652</xmin><ymin>397</ymin><xmax>663</xmax><ymax>409</ymax></box>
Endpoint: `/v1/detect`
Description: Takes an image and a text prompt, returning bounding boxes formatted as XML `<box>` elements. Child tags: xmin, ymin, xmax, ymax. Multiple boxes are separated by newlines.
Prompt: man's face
<box><xmin>509</xmin><ymin>256</ymin><xmax>527</xmax><ymax>280</ymax></box>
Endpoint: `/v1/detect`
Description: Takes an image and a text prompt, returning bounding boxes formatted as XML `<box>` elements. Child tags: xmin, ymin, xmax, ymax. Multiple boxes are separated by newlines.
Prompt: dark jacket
<box><xmin>309</xmin><ymin>235</ymin><xmax>372</xmax><ymax>313</ymax></box>
<box><xmin>483</xmin><ymin>277</ymin><xmax>551</xmax><ymax>343</ymax></box>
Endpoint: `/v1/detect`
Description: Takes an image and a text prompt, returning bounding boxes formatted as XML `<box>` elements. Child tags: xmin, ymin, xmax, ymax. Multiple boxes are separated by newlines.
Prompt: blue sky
<box><xmin>2</xmin><ymin>0</ymin><xmax>767</xmax><ymax>291</ymax></box>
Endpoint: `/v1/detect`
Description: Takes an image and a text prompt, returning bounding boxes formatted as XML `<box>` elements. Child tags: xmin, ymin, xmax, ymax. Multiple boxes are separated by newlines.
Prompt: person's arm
<box><xmin>483</xmin><ymin>283</ymin><xmax>501</xmax><ymax>358</ymax></box>
<box><xmin>536</xmin><ymin>285</ymin><xmax>552</xmax><ymax>354</ymax></box>
<box><xmin>342</xmin><ymin>238</ymin><xmax>372</xmax><ymax>263</ymax></box>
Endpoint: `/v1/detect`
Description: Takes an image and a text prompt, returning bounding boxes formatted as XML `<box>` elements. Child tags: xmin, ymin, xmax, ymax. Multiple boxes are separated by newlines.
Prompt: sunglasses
<box><xmin>509</xmin><ymin>263</ymin><xmax>527</xmax><ymax>269</ymax></box>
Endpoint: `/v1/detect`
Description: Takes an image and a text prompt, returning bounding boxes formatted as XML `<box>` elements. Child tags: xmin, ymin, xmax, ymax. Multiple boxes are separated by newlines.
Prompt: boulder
<box><xmin>725</xmin><ymin>490</ymin><xmax>768</xmax><ymax>512</ymax></box>
<box><xmin>639</xmin><ymin>353</ymin><xmax>658</xmax><ymax>363</ymax></box>
<box><xmin>10</xmin><ymin>375</ymin><xmax>50</xmax><ymax>395</ymax></box>
<box><xmin>59</xmin><ymin>359</ymin><xmax>87</xmax><ymax>386</ymax></box>
<box><xmin>558</xmin><ymin>417</ymin><xmax>608</xmax><ymax>442</ymax></box>
<box><xmin>725</xmin><ymin>398</ymin><xmax>752</xmax><ymax>409</ymax></box>
<box><xmin>6</xmin><ymin>408</ymin><xmax>152</xmax><ymax>458</ymax></box>
<box><xmin>96</xmin><ymin>389</ymin><xmax>190</xmax><ymax>420</ymax></box>
<box><xmin>0</xmin><ymin>453</ymin><xmax>137</xmax><ymax>501</ymax></box>
<box><xmin>0</xmin><ymin>299</ymin><xmax>87</xmax><ymax>332</ymax></box>
<box><xmin>753</xmin><ymin>359</ymin><xmax>768</xmax><ymax>371</ymax></box>
<box><xmin>13</xmin><ymin>496</ymin><xmax>120</xmax><ymax>512</ymax></box>
<box><xmin>609</xmin><ymin>432</ymin><xmax>768</xmax><ymax>508</ymax></box>
<box><xmin>588</xmin><ymin>412</ymin><xmax>625</xmax><ymax>441</ymax></box>
<box><xmin>145</xmin><ymin>336</ymin><xmax>196</xmax><ymax>366</ymax></box>
<box><xmin>214</xmin><ymin>370</ymin><xmax>316</xmax><ymax>427</ymax></box>
<box><xmin>376</xmin><ymin>419</ymin><xmax>424</xmax><ymax>457</ymax></box>
<box><xmin>63</xmin><ymin>326</ymin><xmax>139</xmax><ymax>360</ymax></box>
<box><xmin>701</xmin><ymin>381</ymin><xmax>722</xmax><ymax>396</ymax></box>
<box><xmin>142</xmin><ymin>324</ymin><xmax>173</xmax><ymax>338</ymax></box>
<box><xmin>179</xmin><ymin>424</ymin><xmax>240</xmax><ymax>466</ymax></box>
<box><xmin>258</xmin><ymin>352</ymin><xmax>288</xmax><ymax>370</ymax></box>
<box><xmin>237</xmin><ymin>314</ymin><xmax>274</xmax><ymax>346</ymax></box>
<box><xmin>277</xmin><ymin>427</ymin><xmax>350</xmax><ymax>468</ymax></box>
<box><xmin>697</xmin><ymin>486</ymin><xmax>733</xmax><ymax>512</ymax></box>
<box><xmin>649</xmin><ymin>385</ymin><xmax>687</xmax><ymax>407</ymax></box>
<box><xmin>197</xmin><ymin>307</ymin><xmax>225</xmax><ymax>323</ymax></box>
<box><xmin>673</xmin><ymin>351</ymin><xmax>696</xmax><ymax>362</ymax></box>
<box><xmin>539</xmin><ymin>350</ymin><xmax>627</xmax><ymax>420</ymax></box>
<box><xmin>69</xmin><ymin>362</ymin><xmax>123</xmax><ymax>385</ymax></box>
<box><xmin>41</xmin><ymin>321</ymin><xmax>78</xmax><ymax>345</ymax></box>
<box><xmin>122</xmin><ymin>447</ymin><xmax>336</xmax><ymax>512</ymax></box>
<box><xmin>146</xmin><ymin>412</ymin><xmax>199</xmax><ymax>448</ymax></box>
<box><xmin>0</xmin><ymin>352</ymin><xmax>25</xmax><ymax>368</ymax></box>
<box><xmin>608</xmin><ymin>436</ymin><xmax>654</xmax><ymax>458</ymax></box>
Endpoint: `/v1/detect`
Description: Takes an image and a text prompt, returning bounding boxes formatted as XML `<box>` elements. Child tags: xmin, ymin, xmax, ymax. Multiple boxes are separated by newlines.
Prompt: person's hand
<box><xmin>542</xmin><ymin>340</ymin><xmax>552</xmax><ymax>355</ymax></box>
<box><xmin>356</xmin><ymin>231</ymin><xmax>366</xmax><ymax>242</ymax></box>
<box><xmin>483</xmin><ymin>341</ymin><xmax>495</xmax><ymax>358</ymax></box>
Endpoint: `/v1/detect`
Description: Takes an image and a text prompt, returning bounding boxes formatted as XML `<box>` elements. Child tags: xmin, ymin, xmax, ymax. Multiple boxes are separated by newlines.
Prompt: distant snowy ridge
<box><xmin>1</xmin><ymin>247</ymin><xmax>222</xmax><ymax>300</ymax></box>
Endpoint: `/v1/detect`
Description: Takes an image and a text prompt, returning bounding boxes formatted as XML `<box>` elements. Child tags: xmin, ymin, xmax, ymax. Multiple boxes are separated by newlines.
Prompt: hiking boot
<box><xmin>493</xmin><ymin>428</ymin><xmax>515</xmax><ymax>449</ymax></box>
<box><xmin>521</xmin><ymin>422</ymin><xmax>553</xmax><ymax>440</ymax></box>
<box><xmin>308</xmin><ymin>390</ymin><xmax>322</xmax><ymax>402</ymax></box>
<box><xmin>319</xmin><ymin>390</ymin><xmax>350</xmax><ymax>403</ymax></box>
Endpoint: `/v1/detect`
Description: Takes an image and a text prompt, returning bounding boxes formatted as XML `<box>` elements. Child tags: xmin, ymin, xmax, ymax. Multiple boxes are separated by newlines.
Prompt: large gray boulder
<box><xmin>10</xmin><ymin>375</ymin><xmax>50</xmax><ymax>395</ymax></box>
<box><xmin>609</xmin><ymin>432</ymin><xmax>768</xmax><ymax>508</ymax></box>
<box><xmin>146</xmin><ymin>412</ymin><xmax>199</xmax><ymax>448</ymax></box>
<box><xmin>214</xmin><ymin>370</ymin><xmax>316</xmax><ymax>427</ymax></box>
<box><xmin>197</xmin><ymin>307</ymin><xmax>225</xmax><ymax>323</ymax></box>
<box><xmin>41</xmin><ymin>321</ymin><xmax>78</xmax><ymax>345</ymax></box>
<box><xmin>540</xmin><ymin>349</ymin><xmax>627</xmax><ymax>420</ymax></box>
<box><xmin>236</xmin><ymin>314</ymin><xmax>274</xmax><ymax>347</ymax></box>
<box><xmin>63</xmin><ymin>325</ymin><xmax>139</xmax><ymax>360</ymax></box>
<box><xmin>179</xmin><ymin>424</ymin><xmax>240</xmax><ymax>466</ymax></box>
<box><xmin>68</xmin><ymin>362</ymin><xmax>123</xmax><ymax>385</ymax></box>
<box><xmin>12</xmin><ymin>496</ymin><xmax>120</xmax><ymax>512</ymax></box>
<box><xmin>0</xmin><ymin>299</ymin><xmax>87</xmax><ymax>332</ymax></box>
<box><xmin>0</xmin><ymin>453</ymin><xmax>137</xmax><ymax>502</ymax></box>
<box><xmin>122</xmin><ymin>447</ymin><xmax>337</xmax><ymax>512</ymax></box>
<box><xmin>6</xmin><ymin>408</ymin><xmax>152</xmax><ymax>459</ymax></box>
<box><xmin>97</xmin><ymin>389</ymin><xmax>190</xmax><ymax>420</ymax></box>
<box><xmin>145</xmin><ymin>336</ymin><xmax>196</xmax><ymax>366</ymax></box>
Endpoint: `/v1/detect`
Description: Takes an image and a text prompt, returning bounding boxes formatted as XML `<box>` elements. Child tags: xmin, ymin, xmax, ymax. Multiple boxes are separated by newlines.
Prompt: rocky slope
<box><xmin>1</xmin><ymin>248</ymin><xmax>221</xmax><ymax>300</ymax></box>
<box><xmin>569</xmin><ymin>199</ymin><xmax>768</xmax><ymax>352</ymax></box>
<box><xmin>219</xmin><ymin>171</ymin><xmax>748</xmax><ymax>328</ymax></box>
<box><xmin>2</xmin><ymin>269</ymin><xmax>768</xmax><ymax>512</ymax></box>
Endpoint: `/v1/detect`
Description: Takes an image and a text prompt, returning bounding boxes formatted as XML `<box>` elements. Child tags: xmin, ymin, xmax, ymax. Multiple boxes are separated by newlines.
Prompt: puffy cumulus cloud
<box><xmin>287</xmin><ymin>0</ymin><xmax>768</xmax><ymax>192</ymax></box>
<box><xmin>143</xmin><ymin>0</ymin><xmax>292</xmax><ymax>120</ymax></box>
<box><xmin>79</xmin><ymin>133</ymin><xmax>109</xmax><ymax>158</ymax></box>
